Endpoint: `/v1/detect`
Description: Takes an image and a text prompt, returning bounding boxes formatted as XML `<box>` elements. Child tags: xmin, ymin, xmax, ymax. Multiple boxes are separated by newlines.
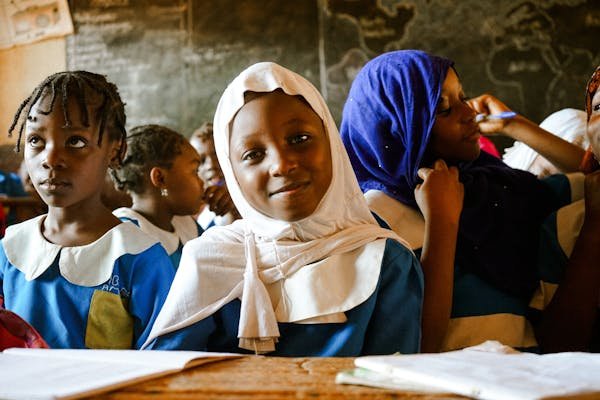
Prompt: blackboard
<box><xmin>66</xmin><ymin>0</ymin><xmax>319</xmax><ymax>135</ymax></box>
<box><xmin>67</xmin><ymin>0</ymin><xmax>600</xmax><ymax>140</ymax></box>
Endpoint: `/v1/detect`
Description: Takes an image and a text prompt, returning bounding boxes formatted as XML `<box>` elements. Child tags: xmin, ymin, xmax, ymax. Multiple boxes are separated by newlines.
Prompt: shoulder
<box><xmin>172</xmin><ymin>215</ymin><xmax>203</xmax><ymax>243</ymax></box>
<box><xmin>365</xmin><ymin>190</ymin><xmax>424</xmax><ymax>250</ymax></box>
<box><xmin>379</xmin><ymin>239</ymin><xmax>422</xmax><ymax>282</ymax></box>
<box><xmin>541</xmin><ymin>172</ymin><xmax>585</xmax><ymax>204</ymax></box>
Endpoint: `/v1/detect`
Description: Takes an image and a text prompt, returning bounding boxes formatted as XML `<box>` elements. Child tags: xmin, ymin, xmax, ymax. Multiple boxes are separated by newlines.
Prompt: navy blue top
<box><xmin>148</xmin><ymin>239</ymin><xmax>424</xmax><ymax>356</ymax></box>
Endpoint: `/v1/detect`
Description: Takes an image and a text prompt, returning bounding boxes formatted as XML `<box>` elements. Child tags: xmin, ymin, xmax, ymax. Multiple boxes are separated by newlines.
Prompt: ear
<box><xmin>149</xmin><ymin>166</ymin><xmax>167</xmax><ymax>190</ymax></box>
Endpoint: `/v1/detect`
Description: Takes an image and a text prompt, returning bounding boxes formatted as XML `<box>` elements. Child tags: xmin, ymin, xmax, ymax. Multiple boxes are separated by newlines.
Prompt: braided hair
<box><xmin>8</xmin><ymin>71</ymin><xmax>126</xmax><ymax>160</ymax></box>
<box><xmin>112</xmin><ymin>124</ymin><xmax>187</xmax><ymax>194</ymax></box>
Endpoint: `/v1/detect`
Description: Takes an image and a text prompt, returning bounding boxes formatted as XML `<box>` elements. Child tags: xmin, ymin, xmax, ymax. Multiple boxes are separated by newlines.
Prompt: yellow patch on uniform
<box><xmin>85</xmin><ymin>290</ymin><xmax>133</xmax><ymax>349</ymax></box>
<box><xmin>441</xmin><ymin>313</ymin><xmax>538</xmax><ymax>351</ymax></box>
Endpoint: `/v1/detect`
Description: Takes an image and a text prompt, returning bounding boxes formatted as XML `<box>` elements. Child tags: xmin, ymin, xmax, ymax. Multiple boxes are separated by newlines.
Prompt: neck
<box><xmin>130</xmin><ymin>195</ymin><xmax>174</xmax><ymax>232</ymax></box>
<box><xmin>44</xmin><ymin>199</ymin><xmax>120</xmax><ymax>246</ymax></box>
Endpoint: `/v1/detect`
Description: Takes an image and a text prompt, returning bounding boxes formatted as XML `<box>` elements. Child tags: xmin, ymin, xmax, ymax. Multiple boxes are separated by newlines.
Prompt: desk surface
<box><xmin>91</xmin><ymin>356</ymin><xmax>467</xmax><ymax>399</ymax></box>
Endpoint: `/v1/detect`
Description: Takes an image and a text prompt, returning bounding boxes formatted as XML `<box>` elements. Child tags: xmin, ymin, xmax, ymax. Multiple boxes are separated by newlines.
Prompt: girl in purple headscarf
<box><xmin>341</xmin><ymin>50</ymin><xmax>585</xmax><ymax>352</ymax></box>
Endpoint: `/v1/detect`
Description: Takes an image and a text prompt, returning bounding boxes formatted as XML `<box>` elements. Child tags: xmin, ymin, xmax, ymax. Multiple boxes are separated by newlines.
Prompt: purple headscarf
<box><xmin>341</xmin><ymin>50</ymin><xmax>565</xmax><ymax>298</ymax></box>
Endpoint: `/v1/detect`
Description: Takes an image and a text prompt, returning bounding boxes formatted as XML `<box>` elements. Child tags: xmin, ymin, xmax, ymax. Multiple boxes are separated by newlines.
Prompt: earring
<box><xmin>160</xmin><ymin>188</ymin><xmax>168</xmax><ymax>197</ymax></box>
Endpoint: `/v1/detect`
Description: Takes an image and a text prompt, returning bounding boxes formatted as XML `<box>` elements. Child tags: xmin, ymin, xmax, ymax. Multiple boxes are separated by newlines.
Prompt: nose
<box><xmin>42</xmin><ymin>145</ymin><xmax>66</xmax><ymax>169</ymax></box>
<box><xmin>269</xmin><ymin>147</ymin><xmax>297</xmax><ymax>177</ymax></box>
<box><xmin>463</xmin><ymin>102</ymin><xmax>478</xmax><ymax>123</ymax></box>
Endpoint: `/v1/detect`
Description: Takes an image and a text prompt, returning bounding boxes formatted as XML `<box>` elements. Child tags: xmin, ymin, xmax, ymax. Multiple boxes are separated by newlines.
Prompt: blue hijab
<box><xmin>341</xmin><ymin>50</ymin><xmax>564</xmax><ymax>298</ymax></box>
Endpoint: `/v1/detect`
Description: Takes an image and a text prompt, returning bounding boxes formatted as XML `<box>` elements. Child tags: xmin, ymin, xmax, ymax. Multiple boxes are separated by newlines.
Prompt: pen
<box><xmin>475</xmin><ymin>111</ymin><xmax>517</xmax><ymax>123</ymax></box>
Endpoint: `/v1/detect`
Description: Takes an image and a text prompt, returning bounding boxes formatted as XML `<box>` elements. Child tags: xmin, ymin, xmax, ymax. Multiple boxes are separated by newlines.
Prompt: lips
<box><xmin>464</xmin><ymin>127</ymin><xmax>481</xmax><ymax>142</ymax></box>
<box><xmin>39</xmin><ymin>178</ymin><xmax>70</xmax><ymax>191</ymax></box>
<box><xmin>269</xmin><ymin>181</ymin><xmax>309</xmax><ymax>197</ymax></box>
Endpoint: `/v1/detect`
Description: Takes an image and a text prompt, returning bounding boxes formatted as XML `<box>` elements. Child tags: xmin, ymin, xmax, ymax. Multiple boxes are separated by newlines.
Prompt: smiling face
<box><xmin>24</xmin><ymin>91</ymin><xmax>120</xmax><ymax>210</ymax></box>
<box><xmin>428</xmin><ymin>68</ymin><xmax>481</xmax><ymax>163</ymax></box>
<box><xmin>229</xmin><ymin>90</ymin><xmax>332</xmax><ymax>221</ymax></box>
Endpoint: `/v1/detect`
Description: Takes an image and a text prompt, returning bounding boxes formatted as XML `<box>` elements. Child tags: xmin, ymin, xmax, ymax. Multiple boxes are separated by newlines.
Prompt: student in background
<box><xmin>189</xmin><ymin>122</ymin><xmax>239</xmax><ymax>229</ymax></box>
<box><xmin>503</xmin><ymin>108</ymin><xmax>589</xmax><ymax>177</ymax></box>
<box><xmin>0</xmin><ymin>168</ymin><xmax>27</xmax><ymax>229</ymax></box>
<box><xmin>112</xmin><ymin>125</ymin><xmax>205</xmax><ymax>270</ymax></box>
<box><xmin>1</xmin><ymin>71</ymin><xmax>174</xmax><ymax>349</ymax></box>
<box><xmin>533</xmin><ymin>66</ymin><xmax>600</xmax><ymax>352</ymax></box>
<box><xmin>15</xmin><ymin>159</ymin><xmax>48</xmax><ymax>222</ymax></box>
<box><xmin>341</xmin><ymin>50</ymin><xmax>585</xmax><ymax>352</ymax></box>
<box><xmin>143</xmin><ymin>62</ymin><xmax>428</xmax><ymax>356</ymax></box>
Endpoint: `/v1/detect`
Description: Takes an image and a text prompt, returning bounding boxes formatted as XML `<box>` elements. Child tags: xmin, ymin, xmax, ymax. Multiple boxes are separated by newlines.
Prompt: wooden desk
<box><xmin>91</xmin><ymin>356</ymin><xmax>466</xmax><ymax>399</ymax></box>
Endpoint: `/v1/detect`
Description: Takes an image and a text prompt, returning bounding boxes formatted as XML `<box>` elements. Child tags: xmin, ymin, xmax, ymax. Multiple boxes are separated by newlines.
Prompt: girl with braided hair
<box><xmin>112</xmin><ymin>124</ymin><xmax>205</xmax><ymax>270</ymax></box>
<box><xmin>0</xmin><ymin>71</ymin><xmax>174</xmax><ymax>349</ymax></box>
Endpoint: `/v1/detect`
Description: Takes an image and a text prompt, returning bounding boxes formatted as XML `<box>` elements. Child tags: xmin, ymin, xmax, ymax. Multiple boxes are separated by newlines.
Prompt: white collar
<box><xmin>3</xmin><ymin>215</ymin><xmax>158</xmax><ymax>286</ymax></box>
<box><xmin>364</xmin><ymin>190</ymin><xmax>424</xmax><ymax>250</ymax></box>
<box><xmin>113</xmin><ymin>208</ymin><xmax>199</xmax><ymax>255</ymax></box>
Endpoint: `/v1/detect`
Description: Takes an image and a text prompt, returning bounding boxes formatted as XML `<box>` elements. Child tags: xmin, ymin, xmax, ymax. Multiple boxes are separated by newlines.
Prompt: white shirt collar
<box><xmin>3</xmin><ymin>215</ymin><xmax>159</xmax><ymax>286</ymax></box>
<box><xmin>113</xmin><ymin>208</ymin><xmax>199</xmax><ymax>255</ymax></box>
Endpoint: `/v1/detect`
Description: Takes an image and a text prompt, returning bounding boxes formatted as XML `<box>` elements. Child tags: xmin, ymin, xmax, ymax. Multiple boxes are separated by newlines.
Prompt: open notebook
<box><xmin>0</xmin><ymin>348</ymin><xmax>242</xmax><ymax>400</ymax></box>
<box><xmin>337</xmin><ymin>341</ymin><xmax>600</xmax><ymax>400</ymax></box>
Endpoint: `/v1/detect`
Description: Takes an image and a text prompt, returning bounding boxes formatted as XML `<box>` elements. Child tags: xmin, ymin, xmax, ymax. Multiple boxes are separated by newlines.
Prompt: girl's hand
<box><xmin>203</xmin><ymin>185</ymin><xmax>237</xmax><ymax>216</ymax></box>
<box><xmin>584</xmin><ymin>170</ymin><xmax>600</xmax><ymax>224</ymax></box>
<box><xmin>468</xmin><ymin>94</ymin><xmax>514</xmax><ymax>135</ymax></box>
<box><xmin>414</xmin><ymin>159</ymin><xmax>464</xmax><ymax>224</ymax></box>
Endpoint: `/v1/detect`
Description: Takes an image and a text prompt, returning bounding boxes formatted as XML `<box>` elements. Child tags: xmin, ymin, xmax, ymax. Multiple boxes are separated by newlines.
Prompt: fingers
<box><xmin>417</xmin><ymin>167</ymin><xmax>432</xmax><ymax>180</ymax></box>
<box><xmin>433</xmin><ymin>159</ymin><xmax>448</xmax><ymax>170</ymax></box>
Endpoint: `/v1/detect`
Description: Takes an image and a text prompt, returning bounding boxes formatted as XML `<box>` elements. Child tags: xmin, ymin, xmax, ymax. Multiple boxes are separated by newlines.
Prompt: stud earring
<box><xmin>160</xmin><ymin>188</ymin><xmax>168</xmax><ymax>197</ymax></box>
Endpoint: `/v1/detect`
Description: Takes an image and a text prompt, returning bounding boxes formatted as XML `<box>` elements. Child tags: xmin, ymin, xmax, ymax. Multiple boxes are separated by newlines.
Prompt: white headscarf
<box><xmin>503</xmin><ymin>108</ymin><xmax>588</xmax><ymax>171</ymax></box>
<box><xmin>143</xmin><ymin>62</ymin><xmax>407</xmax><ymax>352</ymax></box>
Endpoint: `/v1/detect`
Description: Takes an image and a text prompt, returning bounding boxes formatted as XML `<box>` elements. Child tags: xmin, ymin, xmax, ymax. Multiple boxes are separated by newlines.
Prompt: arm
<box><xmin>537</xmin><ymin>171</ymin><xmax>600</xmax><ymax>352</ymax></box>
<box><xmin>469</xmin><ymin>94</ymin><xmax>585</xmax><ymax>173</ymax></box>
<box><xmin>414</xmin><ymin>159</ymin><xmax>463</xmax><ymax>353</ymax></box>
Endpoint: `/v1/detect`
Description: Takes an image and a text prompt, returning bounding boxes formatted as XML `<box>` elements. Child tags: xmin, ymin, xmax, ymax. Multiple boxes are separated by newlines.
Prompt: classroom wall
<box><xmin>2</xmin><ymin>0</ymin><xmax>599</xmax><ymax>150</ymax></box>
<box><xmin>0</xmin><ymin>37</ymin><xmax>66</xmax><ymax>147</ymax></box>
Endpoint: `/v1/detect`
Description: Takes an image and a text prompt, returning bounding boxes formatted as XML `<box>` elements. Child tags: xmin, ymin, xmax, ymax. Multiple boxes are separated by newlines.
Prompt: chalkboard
<box><xmin>66</xmin><ymin>0</ymin><xmax>318</xmax><ymax>136</ymax></box>
<box><xmin>67</xmin><ymin>0</ymin><xmax>600</xmax><ymax>141</ymax></box>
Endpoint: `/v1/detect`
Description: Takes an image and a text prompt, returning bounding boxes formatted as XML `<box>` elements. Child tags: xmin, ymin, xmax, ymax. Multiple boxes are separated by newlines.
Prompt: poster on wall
<box><xmin>0</xmin><ymin>0</ymin><xmax>73</xmax><ymax>50</ymax></box>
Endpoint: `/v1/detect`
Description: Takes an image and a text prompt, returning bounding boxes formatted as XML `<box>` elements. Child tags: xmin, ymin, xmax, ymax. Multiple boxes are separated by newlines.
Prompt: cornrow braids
<box><xmin>8</xmin><ymin>71</ymin><xmax>127</xmax><ymax>160</ymax></box>
<box><xmin>112</xmin><ymin>124</ymin><xmax>187</xmax><ymax>194</ymax></box>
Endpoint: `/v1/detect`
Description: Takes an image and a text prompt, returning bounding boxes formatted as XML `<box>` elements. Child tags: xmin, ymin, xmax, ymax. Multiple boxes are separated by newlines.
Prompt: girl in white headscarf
<box><xmin>142</xmin><ymin>62</ymin><xmax>425</xmax><ymax>355</ymax></box>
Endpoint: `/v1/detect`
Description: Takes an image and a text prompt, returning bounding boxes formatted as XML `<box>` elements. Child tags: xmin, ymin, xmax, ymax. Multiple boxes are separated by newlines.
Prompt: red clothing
<box><xmin>479</xmin><ymin>136</ymin><xmax>500</xmax><ymax>158</ymax></box>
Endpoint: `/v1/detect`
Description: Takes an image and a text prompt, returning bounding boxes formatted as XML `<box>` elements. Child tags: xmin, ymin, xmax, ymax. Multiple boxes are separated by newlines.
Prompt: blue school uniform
<box><xmin>0</xmin><ymin>170</ymin><xmax>27</xmax><ymax>227</ymax></box>
<box><xmin>113</xmin><ymin>208</ymin><xmax>203</xmax><ymax>270</ymax></box>
<box><xmin>147</xmin><ymin>239</ymin><xmax>423</xmax><ymax>356</ymax></box>
<box><xmin>366</xmin><ymin>172</ymin><xmax>580</xmax><ymax>351</ymax></box>
<box><xmin>0</xmin><ymin>216</ymin><xmax>175</xmax><ymax>349</ymax></box>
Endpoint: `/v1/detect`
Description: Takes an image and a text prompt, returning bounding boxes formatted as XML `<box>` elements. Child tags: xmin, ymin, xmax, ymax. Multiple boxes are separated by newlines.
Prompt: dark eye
<box><xmin>436</xmin><ymin>107</ymin><xmax>451</xmax><ymax>116</ymax></box>
<box><xmin>242</xmin><ymin>149</ymin><xmax>264</xmax><ymax>162</ymax></box>
<box><xmin>288</xmin><ymin>134</ymin><xmax>310</xmax><ymax>145</ymax></box>
<box><xmin>27</xmin><ymin>135</ymin><xmax>44</xmax><ymax>148</ymax></box>
<box><xmin>436</xmin><ymin>98</ymin><xmax>451</xmax><ymax>116</ymax></box>
<box><xmin>66</xmin><ymin>136</ymin><xmax>87</xmax><ymax>148</ymax></box>
<box><xmin>593</xmin><ymin>103</ymin><xmax>600</xmax><ymax>112</ymax></box>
